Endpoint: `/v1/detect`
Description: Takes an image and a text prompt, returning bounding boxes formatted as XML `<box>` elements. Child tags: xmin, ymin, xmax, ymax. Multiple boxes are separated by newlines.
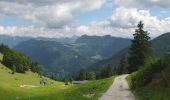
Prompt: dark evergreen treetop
<box><xmin>127</xmin><ymin>21</ymin><xmax>152</xmax><ymax>73</ymax></box>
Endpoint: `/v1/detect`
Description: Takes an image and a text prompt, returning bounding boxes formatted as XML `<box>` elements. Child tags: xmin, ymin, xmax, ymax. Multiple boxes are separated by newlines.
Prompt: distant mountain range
<box><xmin>0</xmin><ymin>35</ymin><xmax>31</xmax><ymax>47</ymax></box>
<box><xmin>0</xmin><ymin>35</ymin><xmax>78</xmax><ymax>47</ymax></box>
<box><xmin>1</xmin><ymin>33</ymin><xmax>169</xmax><ymax>74</ymax></box>
<box><xmin>14</xmin><ymin>39</ymin><xmax>91</xmax><ymax>73</ymax></box>
<box><xmin>90</xmin><ymin>32</ymin><xmax>170</xmax><ymax>71</ymax></box>
<box><xmin>13</xmin><ymin>35</ymin><xmax>131</xmax><ymax>74</ymax></box>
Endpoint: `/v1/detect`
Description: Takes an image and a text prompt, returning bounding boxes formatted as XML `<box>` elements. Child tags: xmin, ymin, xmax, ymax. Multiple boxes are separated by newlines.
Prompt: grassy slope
<box><xmin>127</xmin><ymin>75</ymin><xmax>170</xmax><ymax>100</ymax></box>
<box><xmin>0</xmin><ymin>53</ymin><xmax>114</xmax><ymax>100</ymax></box>
<box><xmin>64</xmin><ymin>76</ymin><xmax>114</xmax><ymax>100</ymax></box>
<box><xmin>0</xmin><ymin>63</ymin><xmax>69</xmax><ymax>100</ymax></box>
<box><xmin>0</xmin><ymin>53</ymin><xmax>3</xmax><ymax>61</ymax></box>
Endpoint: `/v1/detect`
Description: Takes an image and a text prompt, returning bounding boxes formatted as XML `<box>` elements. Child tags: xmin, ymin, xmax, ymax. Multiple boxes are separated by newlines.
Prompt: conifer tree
<box><xmin>127</xmin><ymin>21</ymin><xmax>152</xmax><ymax>73</ymax></box>
<box><xmin>117</xmin><ymin>56</ymin><xmax>128</xmax><ymax>74</ymax></box>
<box><xmin>78</xmin><ymin>69</ymin><xmax>86</xmax><ymax>80</ymax></box>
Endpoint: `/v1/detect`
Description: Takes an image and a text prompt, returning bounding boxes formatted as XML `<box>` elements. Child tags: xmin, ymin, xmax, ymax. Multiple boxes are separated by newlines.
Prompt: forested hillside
<box><xmin>14</xmin><ymin>35</ymin><xmax>131</xmax><ymax>74</ymax></box>
<box><xmin>90</xmin><ymin>32</ymin><xmax>170</xmax><ymax>71</ymax></box>
<box><xmin>14</xmin><ymin>40</ymin><xmax>92</xmax><ymax>73</ymax></box>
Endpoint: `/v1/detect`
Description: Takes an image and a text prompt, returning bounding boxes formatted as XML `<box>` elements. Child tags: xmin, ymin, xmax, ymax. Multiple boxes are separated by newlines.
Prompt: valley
<box><xmin>0</xmin><ymin>1</ymin><xmax>170</xmax><ymax>100</ymax></box>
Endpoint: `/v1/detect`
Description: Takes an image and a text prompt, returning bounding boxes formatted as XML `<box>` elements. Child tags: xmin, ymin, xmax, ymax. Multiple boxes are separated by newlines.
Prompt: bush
<box><xmin>130</xmin><ymin>59</ymin><xmax>166</xmax><ymax>89</ymax></box>
<box><xmin>152</xmin><ymin>67</ymin><xmax>170</xmax><ymax>88</ymax></box>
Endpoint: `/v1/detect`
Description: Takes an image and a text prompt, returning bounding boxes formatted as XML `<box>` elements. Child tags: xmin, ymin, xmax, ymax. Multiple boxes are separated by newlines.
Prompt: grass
<box><xmin>0</xmin><ymin>59</ymin><xmax>115</xmax><ymax>100</ymax></box>
<box><xmin>127</xmin><ymin>74</ymin><xmax>170</xmax><ymax>100</ymax></box>
<box><xmin>64</xmin><ymin>76</ymin><xmax>114</xmax><ymax>100</ymax></box>
<box><xmin>0</xmin><ymin>53</ymin><xmax>3</xmax><ymax>61</ymax></box>
<box><xmin>0</xmin><ymin>63</ymin><xmax>70</xmax><ymax>100</ymax></box>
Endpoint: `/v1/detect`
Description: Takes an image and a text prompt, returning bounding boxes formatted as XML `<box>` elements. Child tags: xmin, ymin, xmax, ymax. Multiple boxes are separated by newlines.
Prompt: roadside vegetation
<box><xmin>118</xmin><ymin>21</ymin><xmax>170</xmax><ymax>100</ymax></box>
<box><xmin>127</xmin><ymin>58</ymin><xmax>170</xmax><ymax>100</ymax></box>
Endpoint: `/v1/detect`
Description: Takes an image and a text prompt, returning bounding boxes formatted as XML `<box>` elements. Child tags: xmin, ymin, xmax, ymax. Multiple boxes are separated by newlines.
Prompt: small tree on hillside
<box><xmin>86</xmin><ymin>72</ymin><xmax>96</xmax><ymax>80</ymax></box>
<box><xmin>101</xmin><ymin>64</ymin><xmax>113</xmax><ymax>78</ymax></box>
<box><xmin>117</xmin><ymin>56</ymin><xmax>128</xmax><ymax>74</ymax></box>
<box><xmin>127</xmin><ymin>21</ymin><xmax>152</xmax><ymax>73</ymax></box>
<box><xmin>78</xmin><ymin>69</ymin><xmax>86</xmax><ymax>80</ymax></box>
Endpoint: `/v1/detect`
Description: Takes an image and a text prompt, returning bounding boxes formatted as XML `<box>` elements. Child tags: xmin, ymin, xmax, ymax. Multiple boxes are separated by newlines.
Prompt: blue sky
<box><xmin>0</xmin><ymin>0</ymin><xmax>170</xmax><ymax>38</ymax></box>
<box><xmin>0</xmin><ymin>17</ymin><xmax>32</xmax><ymax>26</ymax></box>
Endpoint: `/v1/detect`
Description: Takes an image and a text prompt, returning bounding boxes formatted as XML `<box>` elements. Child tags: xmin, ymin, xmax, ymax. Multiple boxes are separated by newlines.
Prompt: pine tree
<box><xmin>117</xmin><ymin>56</ymin><xmax>128</xmax><ymax>74</ymax></box>
<box><xmin>127</xmin><ymin>21</ymin><xmax>152</xmax><ymax>73</ymax></box>
<box><xmin>101</xmin><ymin>64</ymin><xmax>113</xmax><ymax>78</ymax></box>
<box><xmin>78</xmin><ymin>69</ymin><xmax>86</xmax><ymax>80</ymax></box>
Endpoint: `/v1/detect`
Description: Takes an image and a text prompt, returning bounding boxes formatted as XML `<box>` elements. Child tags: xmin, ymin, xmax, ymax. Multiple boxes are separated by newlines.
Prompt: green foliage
<box><xmin>76</xmin><ymin>70</ymin><xmax>97</xmax><ymax>80</ymax></box>
<box><xmin>86</xmin><ymin>72</ymin><xmax>96</xmax><ymax>80</ymax></box>
<box><xmin>117</xmin><ymin>56</ymin><xmax>128</xmax><ymax>74</ymax></box>
<box><xmin>127</xmin><ymin>47</ymin><xmax>170</xmax><ymax>100</ymax></box>
<box><xmin>133</xmin><ymin>85</ymin><xmax>170</xmax><ymax>100</ymax></box>
<box><xmin>127</xmin><ymin>21</ymin><xmax>152</xmax><ymax>73</ymax></box>
<box><xmin>101</xmin><ymin>64</ymin><xmax>113</xmax><ymax>78</ymax></box>
<box><xmin>78</xmin><ymin>69</ymin><xmax>87</xmax><ymax>80</ymax></box>
<box><xmin>30</xmin><ymin>62</ymin><xmax>43</xmax><ymax>77</ymax></box>
<box><xmin>0</xmin><ymin>44</ymin><xmax>43</xmax><ymax>74</ymax></box>
<box><xmin>129</xmin><ymin>58</ymin><xmax>166</xmax><ymax>89</ymax></box>
<box><xmin>152</xmin><ymin>65</ymin><xmax>170</xmax><ymax>88</ymax></box>
<box><xmin>151</xmin><ymin>49</ymin><xmax>170</xmax><ymax>88</ymax></box>
<box><xmin>0</xmin><ymin>43</ymin><xmax>13</xmax><ymax>54</ymax></box>
<box><xmin>2</xmin><ymin>50</ymin><xmax>30</xmax><ymax>73</ymax></box>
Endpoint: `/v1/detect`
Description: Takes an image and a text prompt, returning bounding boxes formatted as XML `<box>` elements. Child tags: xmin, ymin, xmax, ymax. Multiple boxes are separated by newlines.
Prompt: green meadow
<box><xmin>0</xmin><ymin>53</ymin><xmax>114</xmax><ymax>100</ymax></box>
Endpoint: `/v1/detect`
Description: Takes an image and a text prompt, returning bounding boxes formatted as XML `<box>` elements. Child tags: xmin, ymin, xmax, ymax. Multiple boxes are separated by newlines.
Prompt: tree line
<box><xmin>0</xmin><ymin>44</ymin><xmax>43</xmax><ymax>76</ymax></box>
<box><xmin>76</xmin><ymin>64</ymin><xmax>114</xmax><ymax>81</ymax></box>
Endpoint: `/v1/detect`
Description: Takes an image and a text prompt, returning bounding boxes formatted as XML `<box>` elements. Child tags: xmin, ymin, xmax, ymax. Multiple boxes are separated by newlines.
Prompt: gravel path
<box><xmin>99</xmin><ymin>75</ymin><xmax>135</xmax><ymax>100</ymax></box>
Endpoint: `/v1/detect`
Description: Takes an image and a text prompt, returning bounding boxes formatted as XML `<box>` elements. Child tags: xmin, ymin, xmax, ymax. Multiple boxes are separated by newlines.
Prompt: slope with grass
<box><xmin>127</xmin><ymin>59</ymin><xmax>170</xmax><ymax>100</ymax></box>
<box><xmin>0</xmin><ymin>53</ymin><xmax>3</xmax><ymax>61</ymax></box>
<box><xmin>0</xmin><ymin>53</ymin><xmax>115</xmax><ymax>100</ymax></box>
<box><xmin>0</xmin><ymin>62</ymin><xmax>69</xmax><ymax>100</ymax></box>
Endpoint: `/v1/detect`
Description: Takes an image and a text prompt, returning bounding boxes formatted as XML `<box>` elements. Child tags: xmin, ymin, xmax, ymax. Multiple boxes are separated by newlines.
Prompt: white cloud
<box><xmin>0</xmin><ymin>1</ymin><xmax>170</xmax><ymax>38</ymax></box>
<box><xmin>0</xmin><ymin>0</ymin><xmax>106</xmax><ymax>28</ymax></box>
<box><xmin>74</xmin><ymin>7</ymin><xmax>170</xmax><ymax>38</ymax></box>
<box><xmin>1</xmin><ymin>7</ymin><xmax>170</xmax><ymax>38</ymax></box>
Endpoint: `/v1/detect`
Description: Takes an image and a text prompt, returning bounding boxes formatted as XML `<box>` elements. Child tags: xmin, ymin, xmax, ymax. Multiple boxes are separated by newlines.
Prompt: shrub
<box><xmin>130</xmin><ymin>59</ymin><xmax>166</xmax><ymax>89</ymax></box>
<box><xmin>152</xmin><ymin>67</ymin><xmax>170</xmax><ymax>88</ymax></box>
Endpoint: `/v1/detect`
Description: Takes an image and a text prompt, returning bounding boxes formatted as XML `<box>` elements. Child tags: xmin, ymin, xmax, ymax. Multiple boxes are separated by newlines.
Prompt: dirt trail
<box><xmin>100</xmin><ymin>75</ymin><xmax>135</xmax><ymax>100</ymax></box>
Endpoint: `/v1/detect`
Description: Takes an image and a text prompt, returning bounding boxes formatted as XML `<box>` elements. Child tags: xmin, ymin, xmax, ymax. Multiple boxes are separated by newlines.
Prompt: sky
<box><xmin>0</xmin><ymin>0</ymin><xmax>170</xmax><ymax>38</ymax></box>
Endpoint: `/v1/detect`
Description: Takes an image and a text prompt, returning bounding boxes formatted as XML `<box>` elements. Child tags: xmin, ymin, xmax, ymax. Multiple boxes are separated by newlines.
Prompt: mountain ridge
<box><xmin>89</xmin><ymin>32</ymin><xmax>170</xmax><ymax>71</ymax></box>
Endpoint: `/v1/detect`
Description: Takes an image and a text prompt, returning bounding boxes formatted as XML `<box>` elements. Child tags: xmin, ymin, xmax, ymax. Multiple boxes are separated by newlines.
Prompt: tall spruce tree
<box><xmin>127</xmin><ymin>21</ymin><xmax>152</xmax><ymax>73</ymax></box>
